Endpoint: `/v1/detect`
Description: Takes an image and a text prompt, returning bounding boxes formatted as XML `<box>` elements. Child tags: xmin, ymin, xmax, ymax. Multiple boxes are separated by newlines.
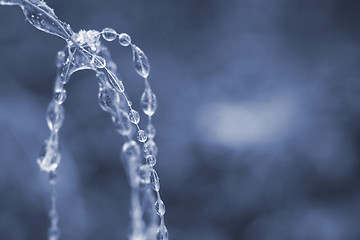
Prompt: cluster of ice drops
<box><xmin>0</xmin><ymin>0</ymin><xmax>168</xmax><ymax>239</ymax></box>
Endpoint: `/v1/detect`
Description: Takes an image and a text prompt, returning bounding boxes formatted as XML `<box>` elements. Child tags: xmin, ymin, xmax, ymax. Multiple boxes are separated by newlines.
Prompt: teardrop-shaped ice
<box><xmin>112</xmin><ymin>110</ymin><xmax>133</xmax><ymax>136</ymax></box>
<box><xmin>128</xmin><ymin>109</ymin><xmax>140</xmax><ymax>124</ymax></box>
<box><xmin>150</xmin><ymin>169</ymin><xmax>160</xmax><ymax>192</ymax></box>
<box><xmin>107</xmin><ymin>70</ymin><xmax>125</xmax><ymax>92</ymax></box>
<box><xmin>132</xmin><ymin>45</ymin><xmax>150</xmax><ymax>78</ymax></box>
<box><xmin>21</xmin><ymin>1</ymin><xmax>73</xmax><ymax>40</ymax></box>
<box><xmin>102</xmin><ymin>27</ymin><xmax>117</xmax><ymax>41</ymax></box>
<box><xmin>46</xmin><ymin>101</ymin><xmax>64</xmax><ymax>132</ymax></box>
<box><xmin>156</xmin><ymin>225</ymin><xmax>169</xmax><ymax>240</ymax></box>
<box><xmin>155</xmin><ymin>199</ymin><xmax>166</xmax><ymax>216</ymax></box>
<box><xmin>141</xmin><ymin>89</ymin><xmax>157</xmax><ymax>117</ymax></box>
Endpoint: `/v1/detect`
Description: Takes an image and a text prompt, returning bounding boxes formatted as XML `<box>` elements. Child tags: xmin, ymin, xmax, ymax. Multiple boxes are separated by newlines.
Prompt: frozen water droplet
<box><xmin>129</xmin><ymin>110</ymin><xmax>140</xmax><ymax>124</ymax></box>
<box><xmin>119</xmin><ymin>33</ymin><xmax>131</xmax><ymax>46</ymax></box>
<box><xmin>141</xmin><ymin>89</ymin><xmax>157</xmax><ymax>116</ymax></box>
<box><xmin>93</xmin><ymin>55</ymin><xmax>106</xmax><ymax>69</ymax></box>
<box><xmin>98</xmin><ymin>88</ymin><xmax>119</xmax><ymax>113</ymax></box>
<box><xmin>156</xmin><ymin>225</ymin><xmax>168</xmax><ymax>240</ymax></box>
<box><xmin>137</xmin><ymin>164</ymin><xmax>151</xmax><ymax>184</ymax></box>
<box><xmin>112</xmin><ymin>110</ymin><xmax>133</xmax><ymax>136</ymax></box>
<box><xmin>143</xmin><ymin>139</ymin><xmax>158</xmax><ymax>157</ymax></box>
<box><xmin>107</xmin><ymin>71</ymin><xmax>124</xmax><ymax>92</ymax></box>
<box><xmin>22</xmin><ymin>1</ymin><xmax>73</xmax><ymax>40</ymax></box>
<box><xmin>132</xmin><ymin>45</ymin><xmax>150</xmax><ymax>78</ymax></box>
<box><xmin>54</xmin><ymin>89</ymin><xmax>66</xmax><ymax>105</ymax></box>
<box><xmin>150</xmin><ymin>169</ymin><xmax>160</xmax><ymax>191</ymax></box>
<box><xmin>122</xmin><ymin>141</ymin><xmax>141</xmax><ymax>162</ymax></box>
<box><xmin>46</xmin><ymin>101</ymin><xmax>64</xmax><ymax>132</ymax></box>
<box><xmin>146</xmin><ymin>123</ymin><xmax>156</xmax><ymax>139</ymax></box>
<box><xmin>49</xmin><ymin>171</ymin><xmax>57</xmax><ymax>184</ymax></box>
<box><xmin>145</xmin><ymin>155</ymin><xmax>157</xmax><ymax>167</ymax></box>
<box><xmin>137</xmin><ymin>130</ymin><xmax>148</xmax><ymax>143</ymax></box>
<box><xmin>155</xmin><ymin>199</ymin><xmax>166</xmax><ymax>216</ymax></box>
<box><xmin>102</xmin><ymin>27</ymin><xmax>117</xmax><ymax>41</ymax></box>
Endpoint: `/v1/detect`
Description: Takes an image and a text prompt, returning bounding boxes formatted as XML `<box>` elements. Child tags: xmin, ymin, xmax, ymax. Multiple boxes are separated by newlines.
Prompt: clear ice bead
<box><xmin>118</xmin><ymin>33</ymin><xmax>131</xmax><ymax>46</ymax></box>
<box><xmin>93</xmin><ymin>55</ymin><xmax>106</xmax><ymax>69</ymax></box>
<box><xmin>46</xmin><ymin>101</ymin><xmax>64</xmax><ymax>132</ymax></box>
<box><xmin>137</xmin><ymin>164</ymin><xmax>151</xmax><ymax>184</ymax></box>
<box><xmin>146</xmin><ymin>123</ymin><xmax>156</xmax><ymax>139</ymax></box>
<box><xmin>102</xmin><ymin>27</ymin><xmax>117</xmax><ymax>41</ymax></box>
<box><xmin>156</xmin><ymin>225</ymin><xmax>168</xmax><ymax>240</ymax></box>
<box><xmin>129</xmin><ymin>110</ymin><xmax>140</xmax><ymax>124</ymax></box>
<box><xmin>145</xmin><ymin>155</ymin><xmax>157</xmax><ymax>167</ymax></box>
<box><xmin>49</xmin><ymin>171</ymin><xmax>57</xmax><ymax>184</ymax></box>
<box><xmin>121</xmin><ymin>141</ymin><xmax>141</xmax><ymax>162</ymax></box>
<box><xmin>112</xmin><ymin>110</ymin><xmax>133</xmax><ymax>136</ymax></box>
<box><xmin>155</xmin><ymin>199</ymin><xmax>166</xmax><ymax>216</ymax></box>
<box><xmin>22</xmin><ymin>1</ymin><xmax>73</xmax><ymax>40</ymax></box>
<box><xmin>137</xmin><ymin>130</ymin><xmax>148</xmax><ymax>143</ymax></box>
<box><xmin>132</xmin><ymin>45</ymin><xmax>150</xmax><ymax>78</ymax></box>
<box><xmin>98</xmin><ymin>88</ymin><xmax>119</xmax><ymax>113</ymax></box>
<box><xmin>107</xmin><ymin>71</ymin><xmax>124</xmax><ymax>92</ymax></box>
<box><xmin>143</xmin><ymin>139</ymin><xmax>158</xmax><ymax>157</ymax></box>
<box><xmin>54</xmin><ymin>89</ymin><xmax>66</xmax><ymax>105</ymax></box>
<box><xmin>150</xmin><ymin>169</ymin><xmax>160</xmax><ymax>192</ymax></box>
<box><xmin>141</xmin><ymin>89</ymin><xmax>157</xmax><ymax>116</ymax></box>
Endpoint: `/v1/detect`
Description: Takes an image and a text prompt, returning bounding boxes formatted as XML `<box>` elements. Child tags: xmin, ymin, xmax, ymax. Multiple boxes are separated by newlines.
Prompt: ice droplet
<box><xmin>129</xmin><ymin>109</ymin><xmax>140</xmax><ymax>124</ymax></box>
<box><xmin>137</xmin><ymin>130</ymin><xmax>148</xmax><ymax>142</ymax></box>
<box><xmin>145</xmin><ymin>155</ymin><xmax>157</xmax><ymax>167</ymax></box>
<box><xmin>156</xmin><ymin>225</ymin><xmax>168</xmax><ymax>240</ymax></box>
<box><xmin>54</xmin><ymin>89</ymin><xmax>66</xmax><ymax>105</ymax></box>
<box><xmin>22</xmin><ymin>1</ymin><xmax>73</xmax><ymax>40</ymax></box>
<box><xmin>141</xmin><ymin>89</ymin><xmax>157</xmax><ymax>117</ymax></box>
<box><xmin>119</xmin><ymin>33</ymin><xmax>131</xmax><ymax>46</ymax></box>
<box><xmin>150</xmin><ymin>169</ymin><xmax>160</xmax><ymax>191</ymax></box>
<box><xmin>155</xmin><ymin>199</ymin><xmax>166</xmax><ymax>216</ymax></box>
<box><xmin>102</xmin><ymin>27</ymin><xmax>117</xmax><ymax>41</ymax></box>
<box><xmin>132</xmin><ymin>45</ymin><xmax>150</xmax><ymax>78</ymax></box>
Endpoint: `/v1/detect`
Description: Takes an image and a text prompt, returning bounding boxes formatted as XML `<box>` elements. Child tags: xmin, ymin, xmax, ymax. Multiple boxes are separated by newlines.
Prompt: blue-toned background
<box><xmin>1</xmin><ymin>0</ymin><xmax>360</xmax><ymax>239</ymax></box>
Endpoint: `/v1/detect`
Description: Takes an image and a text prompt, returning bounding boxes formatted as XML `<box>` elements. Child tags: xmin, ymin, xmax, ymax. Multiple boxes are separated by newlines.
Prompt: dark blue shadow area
<box><xmin>1</xmin><ymin>0</ymin><xmax>360</xmax><ymax>239</ymax></box>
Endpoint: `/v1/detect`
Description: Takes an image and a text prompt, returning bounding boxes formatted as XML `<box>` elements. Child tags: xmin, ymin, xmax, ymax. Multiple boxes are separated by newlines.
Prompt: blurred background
<box><xmin>1</xmin><ymin>0</ymin><xmax>360</xmax><ymax>239</ymax></box>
